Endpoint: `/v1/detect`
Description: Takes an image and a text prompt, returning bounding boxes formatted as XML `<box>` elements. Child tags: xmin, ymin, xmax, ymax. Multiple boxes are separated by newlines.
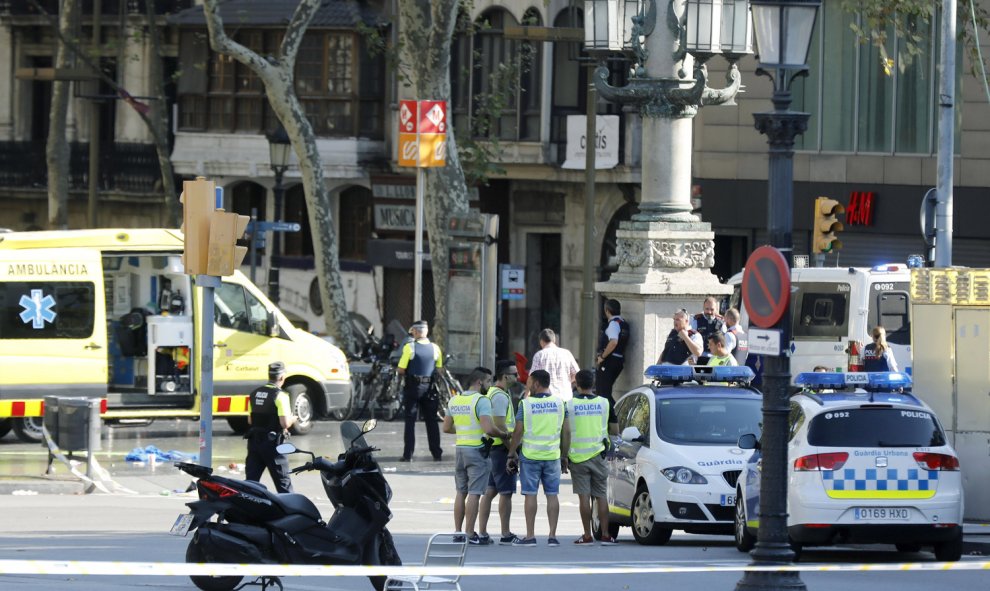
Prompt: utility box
<box><xmin>910</xmin><ymin>268</ymin><xmax>990</xmax><ymax>521</ymax></box>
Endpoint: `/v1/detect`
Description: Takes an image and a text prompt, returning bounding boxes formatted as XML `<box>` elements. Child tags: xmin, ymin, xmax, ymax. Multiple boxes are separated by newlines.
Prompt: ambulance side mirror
<box><xmin>267</xmin><ymin>310</ymin><xmax>279</xmax><ymax>337</ymax></box>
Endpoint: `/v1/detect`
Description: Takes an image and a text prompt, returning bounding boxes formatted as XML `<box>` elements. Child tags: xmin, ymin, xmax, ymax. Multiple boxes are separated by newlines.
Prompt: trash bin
<box><xmin>55</xmin><ymin>397</ymin><xmax>101</xmax><ymax>452</ymax></box>
<box><xmin>43</xmin><ymin>395</ymin><xmax>60</xmax><ymax>446</ymax></box>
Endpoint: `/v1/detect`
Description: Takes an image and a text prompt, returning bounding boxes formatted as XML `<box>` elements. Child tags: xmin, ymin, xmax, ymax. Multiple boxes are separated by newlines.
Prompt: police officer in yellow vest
<box><xmin>567</xmin><ymin>370</ymin><xmax>616</xmax><ymax>545</ymax></box>
<box><xmin>506</xmin><ymin>369</ymin><xmax>570</xmax><ymax>547</ymax></box>
<box><xmin>478</xmin><ymin>360</ymin><xmax>521</xmax><ymax>545</ymax></box>
<box><xmin>442</xmin><ymin>367</ymin><xmax>508</xmax><ymax>545</ymax></box>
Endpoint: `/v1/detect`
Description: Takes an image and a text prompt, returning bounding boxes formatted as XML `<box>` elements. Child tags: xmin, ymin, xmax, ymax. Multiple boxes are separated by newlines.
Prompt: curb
<box><xmin>0</xmin><ymin>479</ymin><xmax>84</xmax><ymax>495</ymax></box>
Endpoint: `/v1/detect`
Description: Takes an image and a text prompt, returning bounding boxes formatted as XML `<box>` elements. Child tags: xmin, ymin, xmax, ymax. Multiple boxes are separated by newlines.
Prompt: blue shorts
<box><xmin>487</xmin><ymin>445</ymin><xmax>517</xmax><ymax>495</ymax></box>
<box><xmin>519</xmin><ymin>457</ymin><xmax>560</xmax><ymax>496</ymax></box>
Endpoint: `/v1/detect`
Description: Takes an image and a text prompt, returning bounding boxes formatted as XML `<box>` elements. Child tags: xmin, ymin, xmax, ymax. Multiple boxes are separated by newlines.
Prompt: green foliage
<box><xmin>842</xmin><ymin>0</ymin><xmax>990</xmax><ymax>81</ymax></box>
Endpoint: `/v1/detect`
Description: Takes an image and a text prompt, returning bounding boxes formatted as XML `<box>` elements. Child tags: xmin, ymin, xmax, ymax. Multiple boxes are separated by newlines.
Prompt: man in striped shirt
<box><xmin>529</xmin><ymin>328</ymin><xmax>579</xmax><ymax>402</ymax></box>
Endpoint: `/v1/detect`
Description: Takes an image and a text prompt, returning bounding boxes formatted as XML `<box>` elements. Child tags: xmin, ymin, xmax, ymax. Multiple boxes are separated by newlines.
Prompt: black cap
<box><xmin>411</xmin><ymin>320</ymin><xmax>429</xmax><ymax>330</ymax></box>
<box><xmin>268</xmin><ymin>361</ymin><xmax>286</xmax><ymax>378</ymax></box>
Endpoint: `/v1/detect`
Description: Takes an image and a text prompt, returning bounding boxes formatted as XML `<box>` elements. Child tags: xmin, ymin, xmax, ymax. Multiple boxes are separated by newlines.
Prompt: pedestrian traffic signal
<box><xmin>180</xmin><ymin>177</ymin><xmax>216</xmax><ymax>276</ymax></box>
<box><xmin>207</xmin><ymin>210</ymin><xmax>250</xmax><ymax>277</ymax></box>
<box><xmin>812</xmin><ymin>196</ymin><xmax>845</xmax><ymax>254</ymax></box>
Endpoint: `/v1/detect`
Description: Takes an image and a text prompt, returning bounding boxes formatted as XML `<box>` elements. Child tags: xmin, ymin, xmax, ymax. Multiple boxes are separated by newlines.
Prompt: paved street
<box><xmin>0</xmin><ymin>419</ymin><xmax>988</xmax><ymax>591</ymax></box>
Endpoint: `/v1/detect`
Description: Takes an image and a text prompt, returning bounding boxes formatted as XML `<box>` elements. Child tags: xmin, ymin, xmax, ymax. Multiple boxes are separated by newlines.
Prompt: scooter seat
<box><xmin>274</xmin><ymin>493</ymin><xmax>322</xmax><ymax>521</ymax></box>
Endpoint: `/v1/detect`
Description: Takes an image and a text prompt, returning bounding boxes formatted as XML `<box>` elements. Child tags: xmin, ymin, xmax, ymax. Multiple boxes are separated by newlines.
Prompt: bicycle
<box><xmin>429</xmin><ymin>355</ymin><xmax>463</xmax><ymax>418</ymax></box>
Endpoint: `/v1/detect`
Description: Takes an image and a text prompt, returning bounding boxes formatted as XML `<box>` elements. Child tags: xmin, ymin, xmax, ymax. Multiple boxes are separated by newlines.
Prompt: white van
<box><xmin>727</xmin><ymin>264</ymin><xmax>912</xmax><ymax>376</ymax></box>
<box><xmin>0</xmin><ymin>229</ymin><xmax>350</xmax><ymax>442</ymax></box>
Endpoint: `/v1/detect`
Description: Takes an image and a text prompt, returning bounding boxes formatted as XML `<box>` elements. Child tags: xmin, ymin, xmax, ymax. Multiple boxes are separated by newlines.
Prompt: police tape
<box><xmin>0</xmin><ymin>559</ymin><xmax>987</xmax><ymax>577</ymax></box>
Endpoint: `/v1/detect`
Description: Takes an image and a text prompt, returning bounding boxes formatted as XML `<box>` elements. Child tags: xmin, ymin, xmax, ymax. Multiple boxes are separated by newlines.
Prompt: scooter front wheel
<box><xmin>369</xmin><ymin>528</ymin><xmax>402</xmax><ymax>591</ymax></box>
<box><xmin>186</xmin><ymin>536</ymin><xmax>244</xmax><ymax>591</ymax></box>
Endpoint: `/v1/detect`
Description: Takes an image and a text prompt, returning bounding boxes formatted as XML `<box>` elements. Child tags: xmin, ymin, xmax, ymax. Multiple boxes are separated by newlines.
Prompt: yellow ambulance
<box><xmin>0</xmin><ymin>229</ymin><xmax>350</xmax><ymax>442</ymax></box>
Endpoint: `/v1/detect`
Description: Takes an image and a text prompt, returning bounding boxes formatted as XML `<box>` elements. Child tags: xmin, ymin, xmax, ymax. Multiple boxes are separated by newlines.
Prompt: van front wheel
<box><xmin>13</xmin><ymin>417</ymin><xmax>44</xmax><ymax>443</ymax></box>
<box><xmin>287</xmin><ymin>384</ymin><xmax>314</xmax><ymax>435</ymax></box>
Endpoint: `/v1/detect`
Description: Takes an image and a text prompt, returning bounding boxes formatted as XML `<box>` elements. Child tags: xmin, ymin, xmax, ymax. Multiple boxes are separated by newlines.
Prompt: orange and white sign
<box><xmin>397</xmin><ymin>100</ymin><xmax>447</xmax><ymax>168</ymax></box>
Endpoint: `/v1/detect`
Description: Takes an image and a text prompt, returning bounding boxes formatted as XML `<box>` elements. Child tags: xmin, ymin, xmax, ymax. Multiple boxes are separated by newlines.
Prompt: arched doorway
<box><xmin>599</xmin><ymin>201</ymin><xmax>639</xmax><ymax>282</ymax></box>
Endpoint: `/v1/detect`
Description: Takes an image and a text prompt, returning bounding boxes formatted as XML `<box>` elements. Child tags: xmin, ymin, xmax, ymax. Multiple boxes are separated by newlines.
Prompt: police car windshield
<box><xmin>808</xmin><ymin>408</ymin><xmax>945</xmax><ymax>447</ymax></box>
<box><xmin>656</xmin><ymin>397</ymin><xmax>762</xmax><ymax>445</ymax></box>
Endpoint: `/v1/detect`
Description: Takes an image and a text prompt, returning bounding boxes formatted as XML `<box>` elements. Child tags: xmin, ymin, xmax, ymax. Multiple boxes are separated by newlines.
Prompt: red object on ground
<box><xmin>513</xmin><ymin>352</ymin><xmax>529</xmax><ymax>383</ymax></box>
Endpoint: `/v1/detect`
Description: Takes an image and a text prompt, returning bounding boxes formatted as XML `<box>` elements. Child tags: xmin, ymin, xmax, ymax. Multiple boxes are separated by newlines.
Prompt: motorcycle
<box><xmin>170</xmin><ymin>419</ymin><xmax>401</xmax><ymax>591</ymax></box>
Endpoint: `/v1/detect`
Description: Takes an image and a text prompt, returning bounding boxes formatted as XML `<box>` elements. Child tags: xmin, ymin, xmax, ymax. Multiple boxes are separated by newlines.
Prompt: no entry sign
<box><xmin>741</xmin><ymin>246</ymin><xmax>791</xmax><ymax>329</ymax></box>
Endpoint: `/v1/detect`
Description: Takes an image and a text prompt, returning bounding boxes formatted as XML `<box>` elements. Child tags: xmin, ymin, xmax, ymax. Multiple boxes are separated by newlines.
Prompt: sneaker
<box><xmin>599</xmin><ymin>535</ymin><xmax>617</xmax><ymax>546</ymax></box>
<box><xmin>398</xmin><ymin>457</ymin><xmax>412</xmax><ymax>463</ymax></box>
<box><xmin>453</xmin><ymin>533</ymin><xmax>466</xmax><ymax>543</ymax></box>
<box><xmin>468</xmin><ymin>534</ymin><xmax>483</xmax><ymax>545</ymax></box>
<box><xmin>511</xmin><ymin>537</ymin><xmax>537</xmax><ymax>546</ymax></box>
<box><xmin>498</xmin><ymin>533</ymin><xmax>520</xmax><ymax>545</ymax></box>
<box><xmin>574</xmin><ymin>534</ymin><xmax>595</xmax><ymax>545</ymax></box>
<box><xmin>477</xmin><ymin>534</ymin><xmax>493</xmax><ymax>545</ymax></box>
<box><xmin>547</xmin><ymin>537</ymin><xmax>560</xmax><ymax>547</ymax></box>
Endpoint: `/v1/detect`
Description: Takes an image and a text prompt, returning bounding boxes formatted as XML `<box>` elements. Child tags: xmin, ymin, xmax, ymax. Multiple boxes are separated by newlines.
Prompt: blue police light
<box><xmin>644</xmin><ymin>365</ymin><xmax>694</xmax><ymax>382</ymax></box>
<box><xmin>866</xmin><ymin>372</ymin><xmax>912</xmax><ymax>391</ymax></box>
<box><xmin>871</xmin><ymin>263</ymin><xmax>902</xmax><ymax>272</ymax></box>
<box><xmin>795</xmin><ymin>372</ymin><xmax>847</xmax><ymax>389</ymax></box>
<box><xmin>709</xmin><ymin>366</ymin><xmax>755</xmax><ymax>383</ymax></box>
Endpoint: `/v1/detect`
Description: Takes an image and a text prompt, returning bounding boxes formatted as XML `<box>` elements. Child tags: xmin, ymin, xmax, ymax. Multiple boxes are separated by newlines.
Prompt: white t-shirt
<box><xmin>530</xmin><ymin>344</ymin><xmax>579</xmax><ymax>401</ymax></box>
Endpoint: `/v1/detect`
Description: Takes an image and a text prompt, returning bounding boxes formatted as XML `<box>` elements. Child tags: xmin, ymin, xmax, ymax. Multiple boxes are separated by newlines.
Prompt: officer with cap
<box><xmin>397</xmin><ymin>320</ymin><xmax>444</xmax><ymax>462</ymax></box>
<box><xmin>245</xmin><ymin>361</ymin><xmax>295</xmax><ymax>493</ymax></box>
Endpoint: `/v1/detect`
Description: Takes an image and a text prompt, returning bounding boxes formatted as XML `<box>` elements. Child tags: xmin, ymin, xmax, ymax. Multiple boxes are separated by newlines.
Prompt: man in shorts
<box><xmin>567</xmin><ymin>370</ymin><xmax>616</xmax><ymax>545</ymax></box>
<box><xmin>507</xmin><ymin>369</ymin><xmax>569</xmax><ymax>546</ymax></box>
<box><xmin>442</xmin><ymin>367</ymin><xmax>507</xmax><ymax>545</ymax></box>
<box><xmin>478</xmin><ymin>360</ymin><xmax>522</xmax><ymax>545</ymax></box>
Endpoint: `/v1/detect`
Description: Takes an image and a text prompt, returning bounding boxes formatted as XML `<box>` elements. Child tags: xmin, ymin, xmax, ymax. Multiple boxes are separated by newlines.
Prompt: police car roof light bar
<box><xmin>644</xmin><ymin>365</ymin><xmax>755</xmax><ymax>385</ymax></box>
<box><xmin>865</xmin><ymin>372</ymin><xmax>913</xmax><ymax>391</ymax></box>
<box><xmin>794</xmin><ymin>372</ymin><xmax>846</xmax><ymax>389</ymax></box>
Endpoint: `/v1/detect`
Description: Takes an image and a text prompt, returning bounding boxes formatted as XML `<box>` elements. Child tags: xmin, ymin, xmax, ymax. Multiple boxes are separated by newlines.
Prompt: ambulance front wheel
<box><xmin>287</xmin><ymin>383</ymin><xmax>314</xmax><ymax>435</ymax></box>
<box><xmin>13</xmin><ymin>417</ymin><xmax>44</xmax><ymax>443</ymax></box>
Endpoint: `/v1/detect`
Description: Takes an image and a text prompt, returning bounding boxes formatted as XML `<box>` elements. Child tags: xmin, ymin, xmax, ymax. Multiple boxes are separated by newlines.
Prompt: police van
<box><xmin>734</xmin><ymin>371</ymin><xmax>964</xmax><ymax>561</ymax></box>
<box><xmin>0</xmin><ymin>229</ymin><xmax>351</xmax><ymax>442</ymax></box>
<box><xmin>727</xmin><ymin>264</ymin><xmax>912</xmax><ymax>376</ymax></box>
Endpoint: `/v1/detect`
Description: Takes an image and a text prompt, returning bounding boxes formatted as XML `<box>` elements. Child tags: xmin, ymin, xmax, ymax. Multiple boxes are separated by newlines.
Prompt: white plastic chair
<box><xmin>384</xmin><ymin>532</ymin><xmax>467</xmax><ymax>591</ymax></box>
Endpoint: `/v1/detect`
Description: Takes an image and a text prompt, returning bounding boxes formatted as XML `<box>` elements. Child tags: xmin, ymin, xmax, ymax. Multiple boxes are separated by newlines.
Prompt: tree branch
<box><xmin>280</xmin><ymin>0</ymin><xmax>322</xmax><ymax>65</ymax></box>
<box><xmin>202</xmin><ymin>0</ymin><xmax>274</xmax><ymax>80</ymax></box>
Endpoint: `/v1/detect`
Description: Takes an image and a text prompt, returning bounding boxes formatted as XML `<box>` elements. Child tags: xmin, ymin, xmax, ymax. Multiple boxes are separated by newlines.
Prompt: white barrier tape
<box><xmin>0</xmin><ymin>559</ymin><xmax>987</xmax><ymax>577</ymax></box>
<box><xmin>41</xmin><ymin>425</ymin><xmax>137</xmax><ymax>495</ymax></box>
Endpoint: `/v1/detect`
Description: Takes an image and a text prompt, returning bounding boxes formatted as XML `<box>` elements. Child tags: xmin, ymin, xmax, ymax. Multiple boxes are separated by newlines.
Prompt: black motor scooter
<box><xmin>170</xmin><ymin>419</ymin><xmax>401</xmax><ymax>591</ymax></box>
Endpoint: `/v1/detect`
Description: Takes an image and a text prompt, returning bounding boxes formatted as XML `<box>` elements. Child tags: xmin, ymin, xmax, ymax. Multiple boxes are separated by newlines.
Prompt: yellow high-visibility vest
<box><xmin>487</xmin><ymin>386</ymin><xmax>515</xmax><ymax>446</ymax></box>
<box><xmin>521</xmin><ymin>395</ymin><xmax>564</xmax><ymax>461</ymax></box>
<box><xmin>448</xmin><ymin>392</ymin><xmax>484</xmax><ymax>447</ymax></box>
<box><xmin>566</xmin><ymin>396</ymin><xmax>609</xmax><ymax>463</ymax></box>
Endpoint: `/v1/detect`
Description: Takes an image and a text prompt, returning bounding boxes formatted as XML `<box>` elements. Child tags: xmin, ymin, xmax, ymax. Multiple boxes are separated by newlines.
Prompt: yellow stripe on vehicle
<box><xmin>609</xmin><ymin>504</ymin><xmax>631</xmax><ymax>517</ymax></box>
<box><xmin>826</xmin><ymin>490</ymin><xmax>937</xmax><ymax>500</ymax></box>
<box><xmin>0</xmin><ymin>400</ymin><xmax>44</xmax><ymax>418</ymax></box>
<box><xmin>212</xmin><ymin>395</ymin><xmax>251</xmax><ymax>415</ymax></box>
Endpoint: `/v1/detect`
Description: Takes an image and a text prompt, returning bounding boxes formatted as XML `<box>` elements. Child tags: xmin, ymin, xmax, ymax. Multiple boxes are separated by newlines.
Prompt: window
<box><xmin>656</xmin><ymin>397</ymin><xmax>763</xmax><ymax>445</ymax></box>
<box><xmin>0</xmin><ymin>282</ymin><xmax>95</xmax><ymax>339</ymax></box>
<box><xmin>626</xmin><ymin>394</ymin><xmax>651</xmax><ymax>445</ymax></box>
<box><xmin>868</xmin><ymin>286</ymin><xmax>911</xmax><ymax>345</ymax></box>
<box><xmin>808</xmin><ymin>408</ymin><xmax>945</xmax><ymax>447</ymax></box>
<box><xmin>792</xmin><ymin>3</ymin><xmax>961</xmax><ymax>154</ymax></box>
<box><xmin>177</xmin><ymin>29</ymin><xmax>383</xmax><ymax>139</ymax></box>
<box><xmin>614</xmin><ymin>394</ymin><xmax>638</xmax><ymax>432</ymax></box>
<box><xmin>450</xmin><ymin>8</ymin><xmax>543</xmax><ymax>142</ymax></box>
<box><xmin>214</xmin><ymin>282</ymin><xmax>270</xmax><ymax>335</ymax></box>
<box><xmin>339</xmin><ymin>186</ymin><xmax>373</xmax><ymax>260</ymax></box>
<box><xmin>791</xmin><ymin>283</ymin><xmax>850</xmax><ymax>339</ymax></box>
<box><xmin>788</xmin><ymin>402</ymin><xmax>805</xmax><ymax>441</ymax></box>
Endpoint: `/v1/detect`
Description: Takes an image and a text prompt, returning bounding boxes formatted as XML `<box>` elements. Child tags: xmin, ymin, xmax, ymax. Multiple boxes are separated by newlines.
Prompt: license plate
<box><xmin>854</xmin><ymin>507</ymin><xmax>910</xmax><ymax>520</ymax></box>
<box><xmin>169</xmin><ymin>513</ymin><xmax>194</xmax><ymax>537</ymax></box>
<box><xmin>720</xmin><ymin>494</ymin><xmax>736</xmax><ymax>507</ymax></box>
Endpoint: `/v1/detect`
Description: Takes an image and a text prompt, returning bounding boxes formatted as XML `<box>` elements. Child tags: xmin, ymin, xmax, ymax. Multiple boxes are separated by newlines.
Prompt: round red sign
<box><xmin>741</xmin><ymin>246</ymin><xmax>791</xmax><ymax>329</ymax></box>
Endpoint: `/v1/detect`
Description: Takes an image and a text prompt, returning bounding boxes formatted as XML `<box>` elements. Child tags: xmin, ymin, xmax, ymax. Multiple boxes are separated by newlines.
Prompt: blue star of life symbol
<box><xmin>19</xmin><ymin>289</ymin><xmax>57</xmax><ymax>329</ymax></box>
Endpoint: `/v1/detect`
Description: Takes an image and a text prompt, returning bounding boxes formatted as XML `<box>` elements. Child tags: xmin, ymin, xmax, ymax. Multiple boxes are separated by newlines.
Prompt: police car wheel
<box><xmin>591</xmin><ymin>498</ymin><xmax>620</xmax><ymax>540</ymax></box>
<box><xmin>734</xmin><ymin>493</ymin><xmax>755</xmax><ymax>552</ymax></box>
<box><xmin>287</xmin><ymin>384</ymin><xmax>314</xmax><ymax>435</ymax></box>
<box><xmin>933</xmin><ymin>530</ymin><xmax>963</xmax><ymax>562</ymax></box>
<box><xmin>12</xmin><ymin>417</ymin><xmax>44</xmax><ymax>443</ymax></box>
<box><xmin>631</xmin><ymin>485</ymin><xmax>672</xmax><ymax>545</ymax></box>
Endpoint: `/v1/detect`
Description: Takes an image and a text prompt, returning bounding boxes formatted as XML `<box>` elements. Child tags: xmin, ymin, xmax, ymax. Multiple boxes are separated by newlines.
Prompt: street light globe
<box><xmin>266</xmin><ymin>125</ymin><xmax>292</xmax><ymax>171</ymax></box>
<box><xmin>750</xmin><ymin>0</ymin><xmax>820</xmax><ymax>70</ymax></box>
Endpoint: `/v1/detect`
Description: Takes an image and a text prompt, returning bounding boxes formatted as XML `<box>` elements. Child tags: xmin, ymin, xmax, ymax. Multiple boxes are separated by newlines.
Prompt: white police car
<box><xmin>734</xmin><ymin>372</ymin><xmax>964</xmax><ymax>561</ymax></box>
<box><xmin>592</xmin><ymin>365</ymin><xmax>764</xmax><ymax>545</ymax></box>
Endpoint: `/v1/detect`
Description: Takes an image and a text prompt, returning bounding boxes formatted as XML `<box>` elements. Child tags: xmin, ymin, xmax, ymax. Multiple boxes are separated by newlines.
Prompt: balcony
<box><xmin>0</xmin><ymin>141</ymin><xmax>163</xmax><ymax>195</ymax></box>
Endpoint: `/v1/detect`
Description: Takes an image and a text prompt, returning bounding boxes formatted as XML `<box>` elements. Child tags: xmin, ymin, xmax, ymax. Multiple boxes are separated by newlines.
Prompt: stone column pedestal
<box><xmin>597</xmin><ymin>220</ymin><xmax>731</xmax><ymax>395</ymax></box>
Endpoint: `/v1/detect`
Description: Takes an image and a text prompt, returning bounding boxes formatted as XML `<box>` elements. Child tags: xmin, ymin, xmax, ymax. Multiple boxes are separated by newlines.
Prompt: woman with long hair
<box><xmin>863</xmin><ymin>326</ymin><xmax>898</xmax><ymax>372</ymax></box>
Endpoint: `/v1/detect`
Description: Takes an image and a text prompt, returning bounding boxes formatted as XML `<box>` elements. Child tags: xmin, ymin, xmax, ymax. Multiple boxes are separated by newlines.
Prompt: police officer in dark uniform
<box><xmin>693</xmin><ymin>296</ymin><xmax>726</xmax><ymax>363</ymax></box>
<box><xmin>245</xmin><ymin>361</ymin><xmax>295</xmax><ymax>493</ymax></box>
<box><xmin>658</xmin><ymin>310</ymin><xmax>704</xmax><ymax>365</ymax></box>
<box><xmin>595</xmin><ymin>299</ymin><xmax>627</xmax><ymax>433</ymax></box>
<box><xmin>397</xmin><ymin>320</ymin><xmax>444</xmax><ymax>462</ymax></box>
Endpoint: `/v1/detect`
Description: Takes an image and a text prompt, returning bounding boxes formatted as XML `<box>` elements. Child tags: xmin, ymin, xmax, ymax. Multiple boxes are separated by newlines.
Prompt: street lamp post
<box><xmin>584</xmin><ymin>0</ymin><xmax>750</xmax><ymax>391</ymax></box>
<box><xmin>735</xmin><ymin>1</ymin><xmax>819</xmax><ymax>590</ymax></box>
<box><xmin>267</xmin><ymin>125</ymin><xmax>292</xmax><ymax>304</ymax></box>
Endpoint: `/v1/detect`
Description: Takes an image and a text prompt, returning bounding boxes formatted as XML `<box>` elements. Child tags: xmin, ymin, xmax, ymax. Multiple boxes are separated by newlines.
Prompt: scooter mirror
<box><xmin>276</xmin><ymin>443</ymin><xmax>297</xmax><ymax>455</ymax></box>
<box><xmin>362</xmin><ymin>418</ymin><xmax>377</xmax><ymax>433</ymax></box>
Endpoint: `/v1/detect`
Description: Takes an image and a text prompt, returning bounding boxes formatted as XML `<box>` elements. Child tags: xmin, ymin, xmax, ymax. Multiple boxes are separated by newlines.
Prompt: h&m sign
<box><xmin>846</xmin><ymin>191</ymin><xmax>875</xmax><ymax>226</ymax></box>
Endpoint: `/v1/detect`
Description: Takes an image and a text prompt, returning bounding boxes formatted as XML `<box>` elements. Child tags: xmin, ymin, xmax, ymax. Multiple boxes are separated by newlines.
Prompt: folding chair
<box><xmin>384</xmin><ymin>532</ymin><xmax>467</xmax><ymax>591</ymax></box>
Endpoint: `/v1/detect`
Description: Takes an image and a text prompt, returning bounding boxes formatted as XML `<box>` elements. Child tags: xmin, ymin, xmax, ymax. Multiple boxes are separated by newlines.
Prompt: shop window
<box><xmin>338</xmin><ymin>187</ymin><xmax>372</xmax><ymax>261</ymax></box>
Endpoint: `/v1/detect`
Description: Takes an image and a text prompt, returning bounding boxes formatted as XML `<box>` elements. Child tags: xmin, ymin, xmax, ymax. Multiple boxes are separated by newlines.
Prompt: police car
<box><xmin>733</xmin><ymin>372</ymin><xmax>964</xmax><ymax>561</ymax></box>
<box><xmin>593</xmin><ymin>365</ymin><xmax>764</xmax><ymax>545</ymax></box>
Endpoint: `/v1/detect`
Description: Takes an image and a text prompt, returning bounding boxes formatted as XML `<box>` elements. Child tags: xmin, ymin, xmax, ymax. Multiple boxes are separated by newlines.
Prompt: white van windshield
<box><xmin>791</xmin><ymin>283</ymin><xmax>850</xmax><ymax>339</ymax></box>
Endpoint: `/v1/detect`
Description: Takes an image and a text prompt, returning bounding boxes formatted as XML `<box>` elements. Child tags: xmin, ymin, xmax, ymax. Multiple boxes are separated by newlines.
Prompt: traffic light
<box><xmin>206</xmin><ymin>210</ymin><xmax>250</xmax><ymax>277</ymax></box>
<box><xmin>812</xmin><ymin>196</ymin><xmax>845</xmax><ymax>254</ymax></box>
<box><xmin>180</xmin><ymin>177</ymin><xmax>216</xmax><ymax>276</ymax></box>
